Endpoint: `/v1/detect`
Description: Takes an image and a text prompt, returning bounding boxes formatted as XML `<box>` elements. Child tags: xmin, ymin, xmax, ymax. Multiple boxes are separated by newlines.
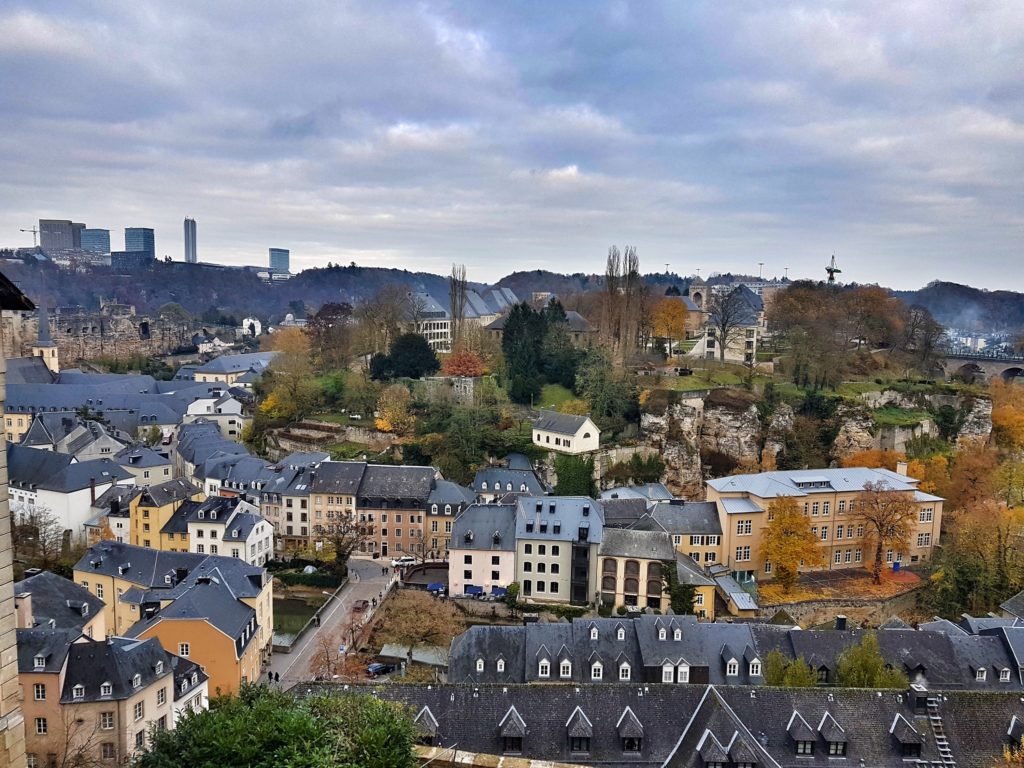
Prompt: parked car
<box><xmin>367</xmin><ymin>663</ymin><xmax>397</xmax><ymax>678</ymax></box>
<box><xmin>352</xmin><ymin>599</ymin><xmax>369</xmax><ymax>613</ymax></box>
<box><xmin>390</xmin><ymin>556</ymin><xmax>416</xmax><ymax>568</ymax></box>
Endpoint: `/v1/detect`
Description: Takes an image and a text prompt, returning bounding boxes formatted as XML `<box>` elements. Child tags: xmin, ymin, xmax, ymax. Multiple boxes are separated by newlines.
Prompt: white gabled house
<box><xmin>531</xmin><ymin>410</ymin><xmax>600</xmax><ymax>455</ymax></box>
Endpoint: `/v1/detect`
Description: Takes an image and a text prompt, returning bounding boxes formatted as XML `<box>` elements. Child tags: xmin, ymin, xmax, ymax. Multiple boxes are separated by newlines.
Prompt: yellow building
<box><xmin>73</xmin><ymin>542</ymin><xmax>274</xmax><ymax>690</ymax></box>
<box><xmin>129</xmin><ymin>478</ymin><xmax>202</xmax><ymax>551</ymax></box>
<box><xmin>705</xmin><ymin>466</ymin><xmax>943</xmax><ymax>583</ymax></box>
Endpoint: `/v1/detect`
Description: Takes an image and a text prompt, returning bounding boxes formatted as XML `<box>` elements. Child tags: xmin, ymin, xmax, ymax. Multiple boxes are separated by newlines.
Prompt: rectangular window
<box><xmin>36</xmin><ymin>718</ymin><xmax>47</xmax><ymax>735</ymax></box>
<box><xmin>834</xmin><ymin>550</ymin><xmax>842</xmax><ymax>564</ymax></box>
<box><xmin>690</xmin><ymin>535</ymin><xmax>703</xmax><ymax>546</ymax></box>
<box><xmin>844</xmin><ymin>549</ymin><xmax>852</xmax><ymax>563</ymax></box>
<box><xmin>538</xmin><ymin>545</ymin><xmax>546</xmax><ymax>555</ymax></box>
<box><xmin>836</xmin><ymin>525</ymin><xmax>844</xmax><ymax>538</ymax></box>
<box><xmin>33</xmin><ymin>683</ymin><xmax>45</xmax><ymax>700</ymax></box>
<box><xmin>157</xmin><ymin>688</ymin><xmax>166</xmax><ymax>706</ymax></box>
<box><xmin>464</xmin><ymin>554</ymin><xmax>472</xmax><ymax>564</ymax></box>
<box><xmin>136</xmin><ymin>732</ymin><xmax>145</xmax><ymax>749</ymax></box>
<box><xmin>102</xmin><ymin>743</ymin><xmax>116</xmax><ymax>760</ymax></box>
<box><xmin>823</xmin><ymin>501</ymin><xmax>830</xmax><ymax>514</ymax></box>
<box><xmin>735</xmin><ymin>546</ymin><xmax>751</xmax><ymax>562</ymax></box>
<box><xmin>134</xmin><ymin>702</ymin><xmax>144</xmax><ymax>721</ymax></box>
<box><xmin>856</xmin><ymin>524</ymin><xmax>864</xmax><ymax>537</ymax></box>
<box><xmin>101</xmin><ymin>712</ymin><xmax>114</xmax><ymax>730</ymax></box>
<box><xmin>855</xmin><ymin>549</ymin><xmax>862</xmax><ymax>563</ymax></box>
<box><xmin>812</xmin><ymin>502</ymin><xmax>820</xmax><ymax>516</ymax></box>
<box><xmin>838</xmin><ymin>499</ymin><xmax>846</xmax><ymax>513</ymax></box>
<box><xmin>464</xmin><ymin>570</ymin><xmax>472</xmax><ymax>579</ymax></box>
<box><xmin>179</xmin><ymin>643</ymin><xmax>190</xmax><ymax>657</ymax></box>
<box><xmin>736</xmin><ymin>520</ymin><xmax>752</xmax><ymax>536</ymax></box>
<box><xmin>920</xmin><ymin>508</ymin><xmax>934</xmax><ymax>523</ymax></box>
<box><xmin>917</xmin><ymin>533</ymin><xmax>932</xmax><ymax>547</ymax></box>
<box><xmin>820</xmin><ymin>526</ymin><xmax>828</xmax><ymax>540</ymax></box>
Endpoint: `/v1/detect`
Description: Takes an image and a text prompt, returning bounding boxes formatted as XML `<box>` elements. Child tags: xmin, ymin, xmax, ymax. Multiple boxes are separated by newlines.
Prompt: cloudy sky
<box><xmin>2</xmin><ymin>2</ymin><xmax>1022</xmax><ymax>289</ymax></box>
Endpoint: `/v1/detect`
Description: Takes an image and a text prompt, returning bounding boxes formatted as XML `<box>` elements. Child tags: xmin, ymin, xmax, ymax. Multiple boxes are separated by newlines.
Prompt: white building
<box><xmin>184</xmin><ymin>394</ymin><xmax>248</xmax><ymax>439</ymax></box>
<box><xmin>185</xmin><ymin>496</ymin><xmax>274</xmax><ymax>566</ymax></box>
<box><xmin>532</xmin><ymin>410</ymin><xmax>601</xmax><ymax>455</ymax></box>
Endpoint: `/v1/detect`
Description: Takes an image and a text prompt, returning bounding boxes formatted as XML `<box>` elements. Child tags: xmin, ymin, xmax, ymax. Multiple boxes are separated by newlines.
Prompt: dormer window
<box><xmin>444</xmin><ymin>505</ymin><xmax>451</xmax><ymax>514</ymax></box>
<box><xmin>538</xmin><ymin>660</ymin><xmax>550</xmax><ymax>678</ymax></box>
<box><xmin>476</xmin><ymin>658</ymin><xmax>484</xmax><ymax>672</ymax></box>
<box><xmin>33</xmin><ymin>655</ymin><xmax>45</xmax><ymax>670</ymax></box>
<box><xmin>72</xmin><ymin>684</ymin><xmax>85</xmax><ymax>699</ymax></box>
<box><xmin>796</xmin><ymin>740</ymin><xmax>814</xmax><ymax>755</ymax></box>
<box><xmin>132</xmin><ymin>674</ymin><xmax>141</xmax><ymax>688</ymax></box>
<box><xmin>749</xmin><ymin>660</ymin><xmax>761</xmax><ymax>677</ymax></box>
<box><xmin>520</xmin><ymin>484</ymin><xmax>527</xmax><ymax>492</ymax></box>
<box><xmin>198</xmin><ymin>511</ymin><xmax>204</xmax><ymax>519</ymax></box>
<box><xmin>155</xmin><ymin>661</ymin><xmax>164</xmax><ymax>675</ymax></box>
<box><xmin>590</xmin><ymin>627</ymin><xmax>598</xmax><ymax>640</ymax></box>
<box><xmin>1001</xmin><ymin>668</ymin><xmax>1011</xmax><ymax>682</ymax></box>
<box><xmin>828</xmin><ymin>742</ymin><xmax>847</xmax><ymax>756</ymax></box>
<box><xmin>481</xmin><ymin>482</ymin><xmax>488</xmax><ymax>491</ymax></box>
<box><xmin>431</xmin><ymin>504</ymin><xmax>438</xmax><ymax>514</ymax></box>
<box><xmin>673</xmin><ymin>628</ymin><xmax>681</xmax><ymax>641</ymax></box>
<box><xmin>560</xmin><ymin>661</ymin><xmax>572</xmax><ymax>679</ymax></box>
<box><xmin>191</xmin><ymin>673</ymin><xmax>198</xmax><ymax>685</ymax></box>
<box><xmin>976</xmin><ymin>668</ymin><xmax>987</xmax><ymax>681</ymax></box>
<box><xmin>180</xmin><ymin>680</ymin><xmax>188</xmax><ymax>693</ymax></box>
<box><xmin>726</xmin><ymin>660</ymin><xmax>738</xmax><ymax>676</ymax></box>
<box><xmin>619</xmin><ymin>662</ymin><xmax>631</xmax><ymax>681</ymax></box>
<box><xmin>616</xmin><ymin>627</ymin><xmax>625</xmax><ymax>641</ymax></box>
<box><xmin>662</xmin><ymin>663</ymin><xmax>674</xmax><ymax>683</ymax></box>
<box><xmin>101</xmin><ymin>682</ymin><xmax>112</xmax><ymax>696</ymax></box>
<box><xmin>497</xmin><ymin>659</ymin><xmax>505</xmax><ymax>673</ymax></box>
<box><xmin>658</xmin><ymin>628</ymin><xmax>666</xmax><ymax>641</ymax></box>
<box><xmin>591</xmin><ymin>662</ymin><xmax>603</xmax><ymax>681</ymax></box>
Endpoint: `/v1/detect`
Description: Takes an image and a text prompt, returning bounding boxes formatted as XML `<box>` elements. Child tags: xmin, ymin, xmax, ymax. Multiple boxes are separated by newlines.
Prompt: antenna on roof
<box><xmin>826</xmin><ymin>254</ymin><xmax>841</xmax><ymax>284</ymax></box>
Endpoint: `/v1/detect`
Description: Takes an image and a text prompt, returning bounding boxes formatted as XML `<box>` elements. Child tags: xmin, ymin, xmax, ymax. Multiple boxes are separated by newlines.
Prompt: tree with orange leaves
<box><xmin>441</xmin><ymin>346</ymin><xmax>485</xmax><ymax>377</ymax></box>
<box><xmin>652</xmin><ymin>298</ymin><xmax>688</xmax><ymax>356</ymax></box>
<box><xmin>840</xmin><ymin>449</ymin><xmax>905</xmax><ymax>471</ymax></box>
<box><xmin>856</xmin><ymin>481</ymin><xmax>918</xmax><ymax>584</ymax></box>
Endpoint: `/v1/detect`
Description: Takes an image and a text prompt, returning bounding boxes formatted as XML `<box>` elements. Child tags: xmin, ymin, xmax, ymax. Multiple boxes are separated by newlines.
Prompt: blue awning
<box><xmin>465</xmin><ymin>585</ymin><xmax>484</xmax><ymax>595</ymax></box>
<box><xmin>427</xmin><ymin>582</ymin><xmax>445</xmax><ymax>591</ymax></box>
<box><xmin>491</xmin><ymin>587</ymin><xmax>507</xmax><ymax>597</ymax></box>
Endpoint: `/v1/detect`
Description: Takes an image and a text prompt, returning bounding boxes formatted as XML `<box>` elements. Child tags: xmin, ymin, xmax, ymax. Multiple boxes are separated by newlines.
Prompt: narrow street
<box><xmin>268</xmin><ymin>557</ymin><xmax>396</xmax><ymax>688</ymax></box>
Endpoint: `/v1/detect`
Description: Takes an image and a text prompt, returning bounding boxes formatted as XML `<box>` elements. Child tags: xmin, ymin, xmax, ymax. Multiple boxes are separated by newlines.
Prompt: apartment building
<box><xmin>184</xmin><ymin>496</ymin><xmax>272</xmax><ymax>566</ymax></box>
<box><xmin>705</xmin><ymin>466</ymin><xmax>943</xmax><ymax>582</ymax></box>
<box><xmin>129</xmin><ymin>478</ymin><xmax>202</xmax><ymax>550</ymax></box>
<box><xmin>449</xmin><ymin>503</ymin><xmax>517</xmax><ymax>597</ymax></box>
<box><xmin>630</xmin><ymin>501</ymin><xmax>724</xmax><ymax>567</ymax></box>
<box><xmin>514</xmin><ymin>497</ymin><xmax>603</xmax><ymax>605</ymax></box>
<box><xmin>597</xmin><ymin>528</ymin><xmax>676</xmax><ymax>611</ymax></box>
<box><xmin>426</xmin><ymin>480</ymin><xmax>475</xmax><ymax>560</ymax></box>
<box><xmin>73</xmin><ymin>543</ymin><xmax>273</xmax><ymax>679</ymax></box>
<box><xmin>18</xmin><ymin>633</ymin><xmax>206</xmax><ymax>767</ymax></box>
<box><xmin>358</xmin><ymin>464</ymin><xmax>438</xmax><ymax>558</ymax></box>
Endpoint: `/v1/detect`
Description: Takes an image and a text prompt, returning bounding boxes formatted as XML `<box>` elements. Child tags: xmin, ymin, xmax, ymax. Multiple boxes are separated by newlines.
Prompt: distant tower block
<box><xmin>184</xmin><ymin>217</ymin><xmax>197</xmax><ymax>263</ymax></box>
<box><xmin>31</xmin><ymin>304</ymin><xmax>60</xmax><ymax>373</ymax></box>
<box><xmin>826</xmin><ymin>254</ymin><xmax>842</xmax><ymax>284</ymax></box>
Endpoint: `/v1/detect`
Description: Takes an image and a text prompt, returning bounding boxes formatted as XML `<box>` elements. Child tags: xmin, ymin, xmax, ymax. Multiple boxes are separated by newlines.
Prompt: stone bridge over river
<box><xmin>940</xmin><ymin>352</ymin><xmax>1024</xmax><ymax>383</ymax></box>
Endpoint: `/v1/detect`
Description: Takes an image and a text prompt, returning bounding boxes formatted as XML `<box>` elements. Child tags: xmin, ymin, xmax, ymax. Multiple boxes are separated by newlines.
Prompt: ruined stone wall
<box><xmin>14</xmin><ymin>311</ymin><xmax>195</xmax><ymax>365</ymax></box>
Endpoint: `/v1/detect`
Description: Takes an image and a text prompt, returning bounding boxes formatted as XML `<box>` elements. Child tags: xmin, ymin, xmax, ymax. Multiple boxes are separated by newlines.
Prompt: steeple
<box><xmin>32</xmin><ymin>303</ymin><xmax>60</xmax><ymax>374</ymax></box>
<box><xmin>36</xmin><ymin>303</ymin><xmax>55</xmax><ymax>347</ymax></box>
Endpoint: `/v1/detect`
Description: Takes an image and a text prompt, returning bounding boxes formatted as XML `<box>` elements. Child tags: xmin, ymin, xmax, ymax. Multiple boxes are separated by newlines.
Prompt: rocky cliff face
<box><xmin>640</xmin><ymin>398</ymin><xmax>704</xmax><ymax>497</ymax></box>
<box><xmin>699</xmin><ymin>403</ymin><xmax>763</xmax><ymax>467</ymax></box>
<box><xmin>831</xmin><ymin>405</ymin><xmax>875</xmax><ymax>460</ymax></box>
<box><xmin>957</xmin><ymin>397</ymin><xmax>993</xmax><ymax>446</ymax></box>
<box><xmin>763</xmin><ymin>403</ymin><xmax>794</xmax><ymax>463</ymax></box>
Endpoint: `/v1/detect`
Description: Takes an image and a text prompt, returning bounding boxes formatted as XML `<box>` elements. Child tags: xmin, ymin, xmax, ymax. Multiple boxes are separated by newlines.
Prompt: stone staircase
<box><xmin>927</xmin><ymin>697</ymin><xmax>956</xmax><ymax>766</ymax></box>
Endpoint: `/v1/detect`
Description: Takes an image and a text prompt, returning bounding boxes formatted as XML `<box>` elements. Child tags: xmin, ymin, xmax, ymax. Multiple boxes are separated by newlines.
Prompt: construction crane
<box><xmin>826</xmin><ymin>254</ymin><xmax>841</xmax><ymax>284</ymax></box>
<box><xmin>20</xmin><ymin>226</ymin><xmax>39</xmax><ymax>246</ymax></box>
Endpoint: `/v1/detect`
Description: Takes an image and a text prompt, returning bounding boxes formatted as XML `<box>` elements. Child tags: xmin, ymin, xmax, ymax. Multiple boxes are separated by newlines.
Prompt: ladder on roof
<box><xmin>926</xmin><ymin>697</ymin><xmax>956</xmax><ymax>766</ymax></box>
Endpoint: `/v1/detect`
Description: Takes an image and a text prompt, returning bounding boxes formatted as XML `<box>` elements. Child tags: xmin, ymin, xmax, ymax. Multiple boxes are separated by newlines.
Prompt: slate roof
<box><xmin>428</xmin><ymin>479</ymin><xmax>476</xmax><ymax>507</ymax></box>
<box><xmin>515</xmin><ymin>496</ymin><xmax>604</xmax><ymax>544</ymax></box>
<box><xmin>630</xmin><ymin>501</ymin><xmax>723</xmax><ymax>536</ymax></box>
<box><xmin>309</xmin><ymin>460</ymin><xmax>366</xmax><ymax>495</ymax></box>
<box><xmin>472</xmin><ymin>467</ymin><xmax>547</xmax><ymax>497</ymax></box>
<box><xmin>91</xmin><ymin>484</ymin><xmax>144</xmax><ymax>516</ymax></box>
<box><xmin>601</xmin><ymin>528</ymin><xmax>676</xmax><ymax>561</ymax></box>
<box><xmin>600</xmin><ymin>498</ymin><xmax>649</xmax><ymax>528</ymax></box>
<box><xmin>8</xmin><ymin>445</ymin><xmax>133</xmax><ymax>493</ymax></box>
<box><xmin>600</xmin><ymin>482</ymin><xmax>674</xmax><ymax>502</ymax></box>
<box><xmin>675</xmin><ymin>553</ymin><xmax>715</xmax><ymax>587</ymax></box>
<box><xmin>1001</xmin><ymin>588</ymin><xmax>1024</xmax><ymax>619</ymax></box>
<box><xmin>532</xmin><ymin>409</ymin><xmax>594</xmax><ymax>436</ymax></box>
<box><xmin>14</xmin><ymin>571</ymin><xmax>104</xmax><ymax>630</ymax></box>
<box><xmin>279</xmin><ymin>451</ymin><xmax>330</xmax><ymax>469</ymax></box>
<box><xmin>299</xmin><ymin>682</ymin><xmax>1024</xmax><ymax>768</ymax></box>
<box><xmin>0</xmin><ymin>271</ymin><xmax>34</xmax><ymax>310</ymax></box>
<box><xmin>16</xmin><ymin>627</ymin><xmax>79</xmax><ymax>674</ymax></box>
<box><xmin>357</xmin><ymin>464</ymin><xmax>438</xmax><ymax>502</ymax></box>
<box><xmin>60</xmin><ymin>636</ymin><xmax>173</xmax><ymax>703</ymax></box>
<box><xmin>449</xmin><ymin>504</ymin><xmax>517</xmax><ymax>552</ymax></box>
<box><xmin>75</xmin><ymin>541</ymin><xmax>266</xmax><ymax>598</ymax></box>
<box><xmin>138</xmin><ymin>477</ymin><xmax>199</xmax><ymax>507</ymax></box>
<box><xmin>707</xmin><ymin>467</ymin><xmax>925</xmax><ymax>498</ymax></box>
<box><xmin>116</xmin><ymin>445</ymin><xmax>172</xmax><ymax>468</ymax></box>
<box><xmin>6</xmin><ymin>356</ymin><xmax>56</xmax><ymax>384</ymax></box>
<box><xmin>193</xmin><ymin>351</ymin><xmax>277</xmax><ymax>375</ymax></box>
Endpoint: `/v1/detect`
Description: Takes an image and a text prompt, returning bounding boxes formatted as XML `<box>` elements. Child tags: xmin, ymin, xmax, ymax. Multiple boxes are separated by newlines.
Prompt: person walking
<box><xmin>267</xmin><ymin>669</ymin><xmax>273</xmax><ymax>684</ymax></box>
<box><xmin>274</xmin><ymin>672</ymin><xmax>280</xmax><ymax>684</ymax></box>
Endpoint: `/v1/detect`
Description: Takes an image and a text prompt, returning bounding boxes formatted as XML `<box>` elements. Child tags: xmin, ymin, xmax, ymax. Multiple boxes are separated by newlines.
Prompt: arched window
<box><xmin>658</xmin><ymin>627</ymin><xmax>666</xmax><ymax>640</ymax></box>
<box><xmin>591</xmin><ymin>662</ymin><xmax>603</xmax><ymax>681</ymax></box>
<box><xmin>624</xmin><ymin>560</ymin><xmax>640</xmax><ymax>577</ymax></box>
<box><xmin>624</xmin><ymin>578</ymin><xmax>639</xmax><ymax>595</ymax></box>
<box><xmin>673</xmin><ymin>628</ymin><xmax>682</xmax><ymax>641</ymax></box>
<box><xmin>647</xmin><ymin>562</ymin><xmax>662</xmax><ymax>581</ymax></box>
<box><xmin>506</xmin><ymin>482</ymin><xmax>512</xmax><ymax>491</ymax></box>
<box><xmin>497</xmin><ymin>659</ymin><xmax>505</xmax><ymax>673</ymax></box>
<box><xmin>431</xmin><ymin>504</ymin><xmax>438</xmax><ymax>513</ymax></box>
<box><xmin>444</xmin><ymin>505</ymin><xmax>451</xmax><ymax>514</ymax></box>
<box><xmin>476</xmin><ymin>659</ymin><xmax>484</xmax><ymax>673</ymax></box>
<box><xmin>619</xmin><ymin>662</ymin><xmax>631</xmax><ymax>681</ymax></box>
<box><xmin>603</xmin><ymin>559</ymin><xmax>617</xmax><ymax>573</ymax></box>
<box><xmin>602</xmin><ymin>575</ymin><xmax>617</xmax><ymax>592</ymax></box>
<box><xmin>646</xmin><ymin>579</ymin><xmax>662</xmax><ymax>597</ymax></box>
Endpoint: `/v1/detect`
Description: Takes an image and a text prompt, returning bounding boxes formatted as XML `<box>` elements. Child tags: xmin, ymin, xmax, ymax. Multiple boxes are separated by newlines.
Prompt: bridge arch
<box><xmin>951</xmin><ymin>362</ymin><xmax>985</xmax><ymax>384</ymax></box>
<box><xmin>1001</xmin><ymin>367</ymin><xmax>1024</xmax><ymax>383</ymax></box>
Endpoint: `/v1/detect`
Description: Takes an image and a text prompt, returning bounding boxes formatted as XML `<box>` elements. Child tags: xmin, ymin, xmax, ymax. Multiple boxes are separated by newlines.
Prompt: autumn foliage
<box><xmin>840</xmin><ymin>449</ymin><xmax>905</xmax><ymax>471</ymax></box>
<box><xmin>441</xmin><ymin>346</ymin><xmax>486</xmax><ymax>377</ymax></box>
<box><xmin>762</xmin><ymin>496</ymin><xmax>824</xmax><ymax>593</ymax></box>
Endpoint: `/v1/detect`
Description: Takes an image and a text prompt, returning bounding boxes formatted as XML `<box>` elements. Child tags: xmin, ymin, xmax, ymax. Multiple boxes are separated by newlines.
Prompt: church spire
<box><xmin>36</xmin><ymin>303</ymin><xmax>55</xmax><ymax>347</ymax></box>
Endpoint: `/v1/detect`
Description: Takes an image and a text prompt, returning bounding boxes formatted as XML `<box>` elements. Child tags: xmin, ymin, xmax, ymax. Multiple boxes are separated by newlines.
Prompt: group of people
<box><xmin>267</xmin><ymin>670</ymin><xmax>281</xmax><ymax>684</ymax></box>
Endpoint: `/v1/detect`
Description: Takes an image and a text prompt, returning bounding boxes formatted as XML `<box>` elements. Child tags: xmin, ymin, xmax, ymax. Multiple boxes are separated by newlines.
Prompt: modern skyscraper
<box><xmin>183</xmin><ymin>217</ymin><xmax>197</xmax><ymax>263</ymax></box>
<box><xmin>124</xmin><ymin>227</ymin><xmax>155</xmax><ymax>258</ymax></box>
<box><xmin>38</xmin><ymin>219</ymin><xmax>86</xmax><ymax>252</ymax></box>
<box><xmin>80</xmin><ymin>228</ymin><xmax>111</xmax><ymax>254</ymax></box>
<box><xmin>269</xmin><ymin>247</ymin><xmax>290</xmax><ymax>273</ymax></box>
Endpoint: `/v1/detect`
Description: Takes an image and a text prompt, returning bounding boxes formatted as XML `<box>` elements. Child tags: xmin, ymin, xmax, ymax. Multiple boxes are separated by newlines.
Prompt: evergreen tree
<box><xmin>388</xmin><ymin>333</ymin><xmax>440</xmax><ymax>379</ymax></box>
<box><xmin>502</xmin><ymin>303</ymin><xmax>543</xmax><ymax>404</ymax></box>
<box><xmin>553</xmin><ymin>453</ymin><xmax>597</xmax><ymax>496</ymax></box>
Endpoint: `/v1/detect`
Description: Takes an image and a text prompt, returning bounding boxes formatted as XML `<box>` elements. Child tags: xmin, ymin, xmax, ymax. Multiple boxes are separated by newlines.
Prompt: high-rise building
<box><xmin>80</xmin><ymin>228</ymin><xmax>111</xmax><ymax>254</ymax></box>
<box><xmin>184</xmin><ymin>217</ymin><xmax>197</xmax><ymax>263</ymax></box>
<box><xmin>111</xmin><ymin>250</ymin><xmax>155</xmax><ymax>272</ymax></box>
<box><xmin>124</xmin><ymin>227</ymin><xmax>155</xmax><ymax>258</ymax></box>
<box><xmin>269</xmin><ymin>247</ymin><xmax>290</xmax><ymax>273</ymax></box>
<box><xmin>38</xmin><ymin>219</ymin><xmax>85</xmax><ymax>252</ymax></box>
<box><xmin>0</xmin><ymin>270</ymin><xmax>35</xmax><ymax>768</ymax></box>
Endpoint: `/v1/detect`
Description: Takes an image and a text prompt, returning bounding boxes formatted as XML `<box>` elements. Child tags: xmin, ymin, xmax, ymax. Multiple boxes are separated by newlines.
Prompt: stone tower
<box><xmin>30</xmin><ymin>304</ymin><xmax>59</xmax><ymax>374</ymax></box>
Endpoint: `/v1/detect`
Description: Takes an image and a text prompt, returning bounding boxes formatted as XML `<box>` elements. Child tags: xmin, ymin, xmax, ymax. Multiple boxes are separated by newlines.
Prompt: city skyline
<box><xmin>1</xmin><ymin>3</ymin><xmax>1022</xmax><ymax>290</ymax></box>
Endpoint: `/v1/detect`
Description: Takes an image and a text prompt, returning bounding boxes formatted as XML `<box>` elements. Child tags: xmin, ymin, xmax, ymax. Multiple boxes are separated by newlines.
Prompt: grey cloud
<box><xmin>0</xmin><ymin>0</ymin><xmax>1021</xmax><ymax>289</ymax></box>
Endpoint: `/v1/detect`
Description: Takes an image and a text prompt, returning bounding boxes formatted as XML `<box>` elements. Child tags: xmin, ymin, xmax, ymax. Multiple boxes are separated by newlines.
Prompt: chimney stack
<box><xmin>895</xmin><ymin>461</ymin><xmax>908</xmax><ymax>476</ymax></box>
<box><xmin>90</xmin><ymin>477</ymin><xmax>97</xmax><ymax>504</ymax></box>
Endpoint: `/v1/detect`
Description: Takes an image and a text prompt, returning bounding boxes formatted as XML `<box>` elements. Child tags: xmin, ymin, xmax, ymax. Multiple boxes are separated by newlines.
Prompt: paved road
<box><xmin>267</xmin><ymin>557</ymin><xmax>396</xmax><ymax>687</ymax></box>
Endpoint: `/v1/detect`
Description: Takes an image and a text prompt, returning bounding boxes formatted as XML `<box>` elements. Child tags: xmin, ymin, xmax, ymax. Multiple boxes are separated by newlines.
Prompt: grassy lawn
<box><xmin>539</xmin><ymin>383</ymin><xmax>574</xmax><ymax>409</ymax></box>
<box><xmin>327</xmin><ymin>441</ymin><xmax>371</xmax><ymax>459</ymax></box>
<box><xmin>872</xmin><ymin>406</ymin><xmax>930</xmax><ymax>427</ymax></box>
<box><xmin>312</xmin><ymin>410</ymin><xmax>354</xmax><ymax>426</ymax></box>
